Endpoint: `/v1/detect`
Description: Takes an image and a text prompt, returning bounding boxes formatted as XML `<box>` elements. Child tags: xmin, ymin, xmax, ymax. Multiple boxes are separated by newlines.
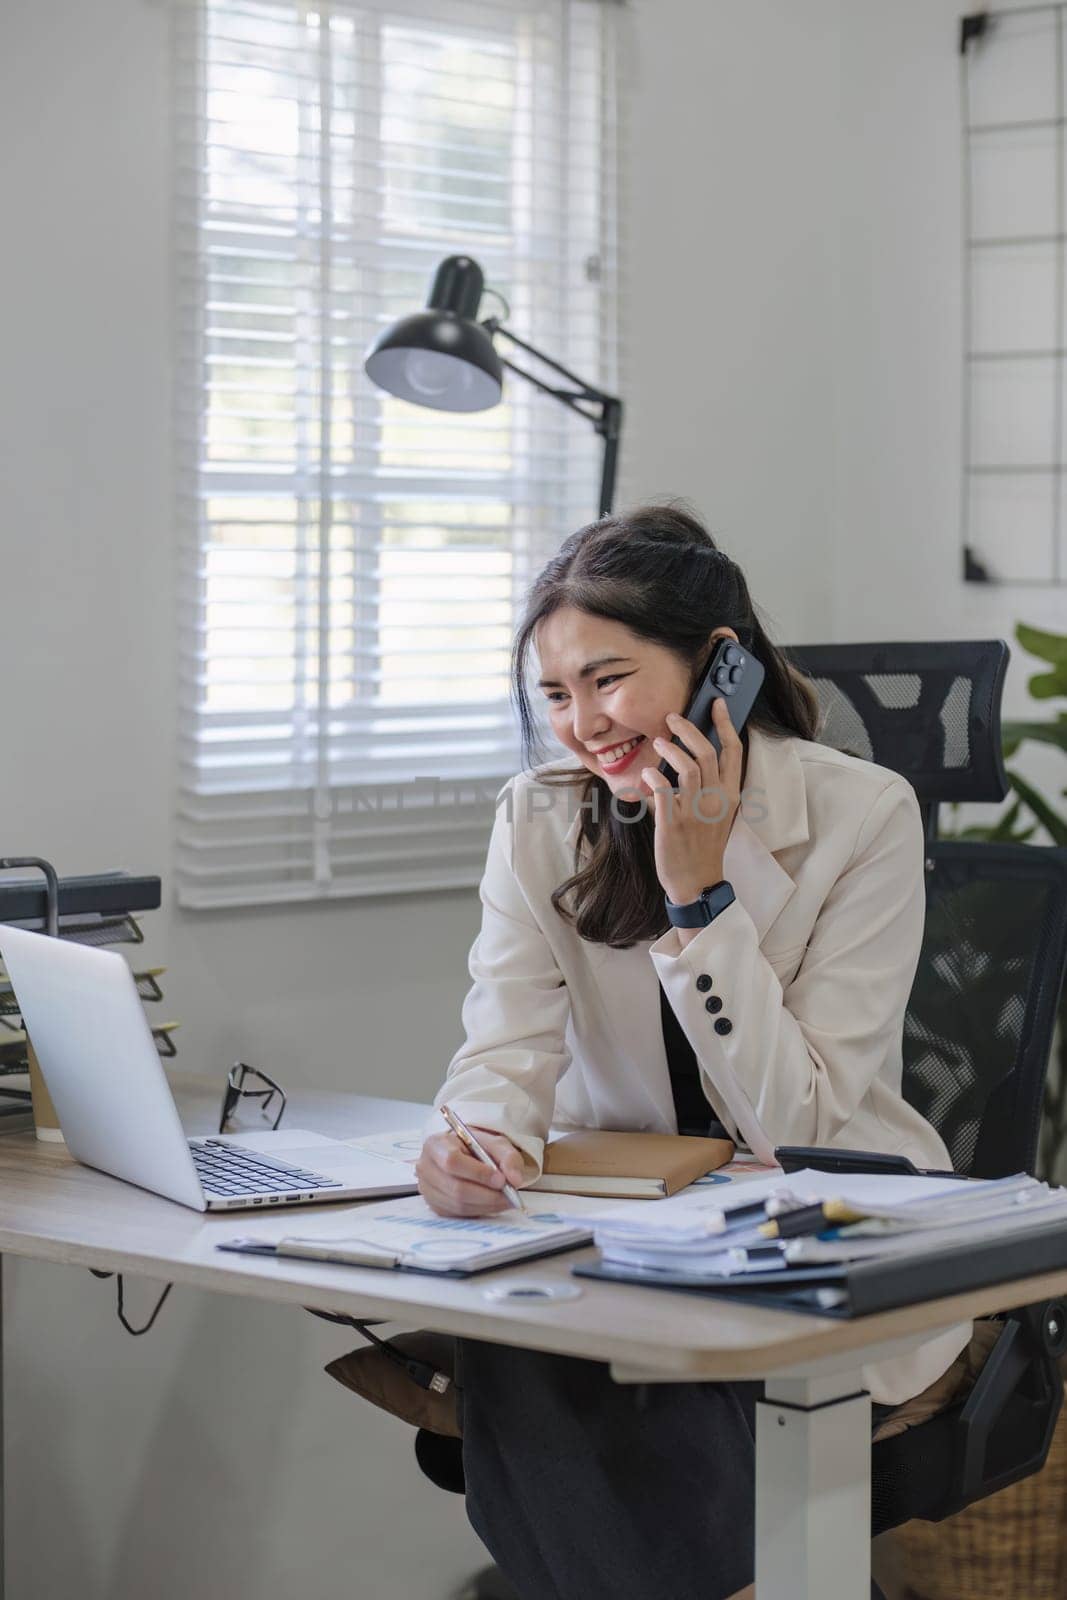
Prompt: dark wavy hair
<box><xmin>510</xmin><ymin>503</ymin><xmax>819</xmax><ymax>948</ymax></box>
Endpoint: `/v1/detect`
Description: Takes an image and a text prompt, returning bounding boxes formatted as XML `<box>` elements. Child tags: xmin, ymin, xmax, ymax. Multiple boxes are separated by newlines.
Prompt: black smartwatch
<box><xmin>664</xmin><ymin>880</ymin><xmax>736</xmax><ymax>929</ymax></box>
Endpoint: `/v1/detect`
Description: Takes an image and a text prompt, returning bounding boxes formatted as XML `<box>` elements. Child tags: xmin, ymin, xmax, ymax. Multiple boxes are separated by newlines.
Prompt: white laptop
<box><xmin>0</xmin><ymin>923</ymin><xmax>421</xmax><ymax>1212</ymax></box>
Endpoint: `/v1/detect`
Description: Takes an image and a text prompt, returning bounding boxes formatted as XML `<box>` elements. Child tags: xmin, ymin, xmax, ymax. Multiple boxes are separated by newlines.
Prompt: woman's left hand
<box><xmin>641</xmin><ymin>696</ymin><xmax>742</xmax><ymax>905</ymax></box>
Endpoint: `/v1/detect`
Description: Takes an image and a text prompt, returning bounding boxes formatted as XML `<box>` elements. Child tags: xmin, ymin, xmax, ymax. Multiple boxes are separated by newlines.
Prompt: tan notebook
<box><xmin>530</xmin><ymin>1130</ymin><xmax>735</xmax><ymax>1199</ymax></box>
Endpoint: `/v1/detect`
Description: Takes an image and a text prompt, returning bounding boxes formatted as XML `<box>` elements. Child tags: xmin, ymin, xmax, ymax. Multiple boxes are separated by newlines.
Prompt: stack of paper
<box><xmin>587</xmin><ymin>1170</ymin><xmax>1067</xmax><ymax>1281</ymax></box>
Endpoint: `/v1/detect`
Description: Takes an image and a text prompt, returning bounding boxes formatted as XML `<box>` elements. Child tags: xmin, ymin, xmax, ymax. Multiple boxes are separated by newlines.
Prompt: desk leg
<box><xmin>755</xmin><ymin>1371</ymin><xmax>870</xmax><ymax>1600</ymax></box>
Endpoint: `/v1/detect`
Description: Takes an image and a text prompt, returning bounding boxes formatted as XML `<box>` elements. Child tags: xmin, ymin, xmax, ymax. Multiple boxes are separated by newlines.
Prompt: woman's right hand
<box><xmin>417</xmin><ymin>1128</ymin><xmax>527</xmax><ymax>1217</ymax></box>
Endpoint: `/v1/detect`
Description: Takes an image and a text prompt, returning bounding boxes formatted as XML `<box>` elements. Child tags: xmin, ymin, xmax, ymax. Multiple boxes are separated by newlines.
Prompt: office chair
<box><xmin>787</xmin><ymin>640</ymin><xmax>1067</xmax><ymax>1535</ymax></box>
<box><xmin>416</xmin><ymin>639</ymin><xmax>1067</xmax><ymax>1588</ymax></box>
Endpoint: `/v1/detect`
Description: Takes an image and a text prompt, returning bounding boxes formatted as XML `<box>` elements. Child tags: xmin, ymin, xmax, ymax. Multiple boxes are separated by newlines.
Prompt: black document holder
<box><xmin>573</xmin><ymin>1220</ymin><xmax>1067</xmax><ymax>1319</ymax></box>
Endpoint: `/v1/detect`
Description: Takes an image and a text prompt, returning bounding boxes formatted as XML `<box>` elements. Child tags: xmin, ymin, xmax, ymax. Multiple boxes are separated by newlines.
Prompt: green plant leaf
<box><xmin>989</xmin><ymin>798</ymin><xmax>1027</xmax><ymax>841</ymax></box>
<box><xmin>1008</xmin><ymin>770</ymin><xmax>1067</xmax><ymax>845</ymax></box>
<box><xmin>1029</xmin><ymin>672</ymin><xmax>1066</xmax><ymax>700</ymax></box>
<box><xmin>1002</xmin><ymin>719</ymin><xmax>1067</xmax><ymax>755</ymax></box>
<box><xmin>1016</xmin><ymin>621</ymin><xmax>1067</xmax><ymax>672</ymax></box>
<box><xmin>989</xmin><ymin>797</ymin><xmax>1040</xmax><ymax>842</ymax></box>
<box><xmin>947</xmin><ymin>796</ymin><xmax>1038</xmax><ymax>842</ymax></box>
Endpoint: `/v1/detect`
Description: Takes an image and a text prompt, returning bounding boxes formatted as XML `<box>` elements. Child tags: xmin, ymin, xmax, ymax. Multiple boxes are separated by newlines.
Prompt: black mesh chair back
<box><xmin>786</xmin><ymin>640</ymin><xmax>1009</xmax><ymax>816</ymax></box>
<box><xmin>787</xmin><ymin>640</ymin><xmax>1067</xmax><ymax>1179</ymax></box>
<box><xmin>903</xmin><ymin>841</ymin><xmax>1067</xmax><ymax>1178</ymax></box>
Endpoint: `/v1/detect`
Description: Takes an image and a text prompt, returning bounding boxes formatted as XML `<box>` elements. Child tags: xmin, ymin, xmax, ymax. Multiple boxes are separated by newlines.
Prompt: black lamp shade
<box><xmin>363</xmin><ymin>255</ymin><xmax>503</xmax><ymax>413</ymax></box>
<box><xmin>364</xmin><ymin>312</ymin><xmax>502</xmax><ymax>411</ymax></box>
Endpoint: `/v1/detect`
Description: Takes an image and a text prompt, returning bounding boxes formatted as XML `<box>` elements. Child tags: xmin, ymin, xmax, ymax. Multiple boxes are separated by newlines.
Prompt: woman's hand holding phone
<box><xmin>641</xmin><ymin>695</ymin><xmax>743</xmax><ymax>906</ymax></box>
<box><xmin>417</xmin><ymin>1127</ymin><xmax>527</xmax><ymax>1217</ymax></box>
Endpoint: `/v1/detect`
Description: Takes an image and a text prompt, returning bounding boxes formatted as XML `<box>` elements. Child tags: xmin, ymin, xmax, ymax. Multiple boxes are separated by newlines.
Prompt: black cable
<box><xmin>480</xmin><ymin>283</ymin><xmax>511</xmax><ymax>321</ymax></box>
<box><xmin>90</xmin><ymin>1269</ymin><xmax>174</xmax><ymax>1336</ymax></box>
<box><xmin>304</xmin><ymin>1306</ymin><xmax>451</xmax><ymax>1394</ymax></box>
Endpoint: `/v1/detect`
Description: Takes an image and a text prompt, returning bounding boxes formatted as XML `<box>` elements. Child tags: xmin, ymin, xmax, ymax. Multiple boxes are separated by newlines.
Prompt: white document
<box><xmin>786</xmin><ymin>1185</ymin><xmax>1067</xmax><ymax>1263</ymax></box>
<box><xmin>588</xmin><ymin>1169</ymin><xmax>1067</xmax><ymax>1276</ymax></box>
<box><xmin>343</xmin><ymin>1127</ymin><xmax>430</xmax><ymax>1166</ymax></box>
<box><xmin>587</xmin><ymin>1169</ymin><xmax>1018</xmax><ymax>1235</ymax></box>
<box><xmin>581</xmin><ymin>1169</ymin><xmax>816</xmax><ymax>1243</ymax></box>
<box><xmin>240</xmin><ymin>1190</ymin><xmax>619</xmax><ymax>1274</ymax></box>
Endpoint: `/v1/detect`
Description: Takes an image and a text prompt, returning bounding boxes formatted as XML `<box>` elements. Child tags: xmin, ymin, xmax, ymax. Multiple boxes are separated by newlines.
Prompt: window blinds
<box><xmin>174</xmin><ymin>0</ymin><xmax>621</xmax><ymax>908</ymax></box>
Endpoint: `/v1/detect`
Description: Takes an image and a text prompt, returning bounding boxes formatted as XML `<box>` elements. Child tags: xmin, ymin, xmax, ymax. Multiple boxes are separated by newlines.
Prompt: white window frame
<box><xmin>962</xmin><ymin>3</ymin><xmax>1067</xmax><ymax>585</ymax></box>
<box><xmin>174</xmin><ymin>0</ymin><xmax>622</xmax><ymax>908</ymax></box>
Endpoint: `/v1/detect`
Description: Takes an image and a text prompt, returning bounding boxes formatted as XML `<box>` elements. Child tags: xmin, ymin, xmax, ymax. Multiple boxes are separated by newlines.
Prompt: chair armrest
<box><xmin>953</xmin><ymin>1299</ymin><xmax>1066</xmax><ymax>1508</ymax></box>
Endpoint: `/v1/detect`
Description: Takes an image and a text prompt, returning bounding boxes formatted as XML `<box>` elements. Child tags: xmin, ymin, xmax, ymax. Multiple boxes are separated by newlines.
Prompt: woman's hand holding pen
<box><xmin>417</xmin><ymin>1128</ymin><xmax>527</xmax><ymax>1217</ymax></box>
<box><xmin>641</xmin><ymin>696</ymin><xmax>743</xmax><ymax>906</ymax></box>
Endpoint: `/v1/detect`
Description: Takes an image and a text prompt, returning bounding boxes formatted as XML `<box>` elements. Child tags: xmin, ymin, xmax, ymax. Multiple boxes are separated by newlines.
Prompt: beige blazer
<box><xmin>435</xmin><ymin>726</ymin><xmax>970</xmax><ymax>1403</ymax></box>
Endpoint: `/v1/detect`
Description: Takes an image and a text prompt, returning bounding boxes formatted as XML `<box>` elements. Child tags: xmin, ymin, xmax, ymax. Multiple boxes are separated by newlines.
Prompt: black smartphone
<box><xmin>774</xmin><ymin>1146</ymin><xmax>965</xmax><ymax>1179</ymax></box>
<box><xmin>657</xmin><ymin>639</ymin><xmax>766</xmax><ymax>786</ymax></box>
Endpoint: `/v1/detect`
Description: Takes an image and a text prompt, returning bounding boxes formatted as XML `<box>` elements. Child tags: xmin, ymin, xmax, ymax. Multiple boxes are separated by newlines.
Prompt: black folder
<box><xmin>573</xmin><ymin>1218</ymin><xmax>1067</xmax><ymax>1318</ymax></box>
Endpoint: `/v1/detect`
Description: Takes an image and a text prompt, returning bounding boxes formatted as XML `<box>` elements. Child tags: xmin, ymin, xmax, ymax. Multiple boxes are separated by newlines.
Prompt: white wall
<box><xmin>0</xmin><ymin>1</ymin><xmax>845</xmax><ymax>1596</ymax></box>
<box><xmin>834</xmin><ymin>0</ymin><xmax>1067</xmax><ymax>701</ymax></box>
<box><xmin>622</xmin><ymin>0</ymin><xmax>842</xmax><ymax>641</ymax></box>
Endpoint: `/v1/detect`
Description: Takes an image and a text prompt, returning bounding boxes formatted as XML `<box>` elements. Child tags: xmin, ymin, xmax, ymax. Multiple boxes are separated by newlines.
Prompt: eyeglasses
<box><xmin>218</xmin><ymin>1061</ymin><xmax>287</xmax><ymax>1135</ymax></box>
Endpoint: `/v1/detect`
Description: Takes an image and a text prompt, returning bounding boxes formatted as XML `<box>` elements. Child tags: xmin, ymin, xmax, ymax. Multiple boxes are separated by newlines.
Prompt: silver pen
<box><xmin>440</xmin><ymin>1102</ymin><xmax>527</xmax><ymax>1212</ymax></box>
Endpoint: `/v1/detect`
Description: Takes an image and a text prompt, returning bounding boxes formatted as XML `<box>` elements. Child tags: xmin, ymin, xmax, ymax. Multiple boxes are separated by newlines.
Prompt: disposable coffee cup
<box><xmin>27</xmin><ymin>1039</ymin><xmax>64</xmax><ymax>1143</ymax></box>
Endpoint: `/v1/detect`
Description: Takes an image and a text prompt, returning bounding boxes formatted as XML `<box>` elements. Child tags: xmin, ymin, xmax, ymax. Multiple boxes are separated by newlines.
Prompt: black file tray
<box><xmin>573</xmin><ymin>1220</ymin><xmax>1067</xmax><ymax>1319</ymax></box>
<box><xmin>0</xmin><ymin>872</ymin><xmax>161</xmax><ymax>926</ymax></box>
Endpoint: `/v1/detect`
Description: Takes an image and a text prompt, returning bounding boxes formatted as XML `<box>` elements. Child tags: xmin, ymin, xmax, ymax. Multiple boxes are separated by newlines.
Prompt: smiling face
<box><xmin>535</xmin><ymin>606</ymin><xmax>736</xmax><ymax>800</ymax></box>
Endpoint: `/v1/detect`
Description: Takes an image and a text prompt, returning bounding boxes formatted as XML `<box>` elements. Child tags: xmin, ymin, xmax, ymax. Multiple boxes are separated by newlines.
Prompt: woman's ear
<box><xmin>706</xmin><ymin>626</ymin><xmax>739</xmax><ymax>651</ymax></box>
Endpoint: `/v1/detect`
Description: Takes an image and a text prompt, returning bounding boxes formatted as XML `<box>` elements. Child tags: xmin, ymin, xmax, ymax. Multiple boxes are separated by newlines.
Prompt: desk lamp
<box><xmin>364</xmin><ymin>254</ymin><xmax>623</xmax><ymax>515</ymax></box>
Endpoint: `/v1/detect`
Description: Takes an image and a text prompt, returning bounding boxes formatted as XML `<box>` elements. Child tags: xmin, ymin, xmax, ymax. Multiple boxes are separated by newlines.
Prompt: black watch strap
<box><xmin>664</xmin><ymin>880</ymin><xmax>736</xmax><ymax>929</ymax></box>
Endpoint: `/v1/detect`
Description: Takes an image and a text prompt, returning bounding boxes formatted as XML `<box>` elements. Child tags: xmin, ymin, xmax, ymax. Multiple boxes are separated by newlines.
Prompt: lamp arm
<box><xmin>486</xmin><ymin>319</ymin><xmax>619</xmax><ymax>411</ymax></box>
<box><xmin>485</xmin><ymin>319</ymin><xmax>622</xmax><ymax>515</ymax></box>
<box><xmin>497</xmin><ymin>355</ymin><xmax>603</xmax><ymax>425</ymax></box>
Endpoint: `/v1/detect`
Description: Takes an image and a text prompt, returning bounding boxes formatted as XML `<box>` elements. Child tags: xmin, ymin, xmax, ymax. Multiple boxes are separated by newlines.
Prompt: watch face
<box><xmin>699</xmin><ymin>883</ymin><xmax>734</xmax><ymax>920</ymax></box>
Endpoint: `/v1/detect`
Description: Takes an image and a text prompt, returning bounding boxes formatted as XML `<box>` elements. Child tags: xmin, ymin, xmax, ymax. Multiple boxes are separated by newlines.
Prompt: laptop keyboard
<box><xmin>189</xmin><ymin>1137</ymin><xmax>342</xmax><ymax>1199</ymax></box>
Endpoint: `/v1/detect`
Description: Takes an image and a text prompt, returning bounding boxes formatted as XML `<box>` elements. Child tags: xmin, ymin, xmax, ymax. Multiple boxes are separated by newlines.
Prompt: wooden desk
<box><xmin>3</xmin><ymin>1077</ymin><xmax>1066</xmax><ymax>1599</ymax></box>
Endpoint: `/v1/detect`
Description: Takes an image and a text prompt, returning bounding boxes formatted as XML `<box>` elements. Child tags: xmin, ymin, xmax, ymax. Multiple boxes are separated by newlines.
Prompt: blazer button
<box><xmin>714</xmin><ymin>1017</ymin><xmax>733</xmax><ymax>1035</ymax></box>
<box><xmin>704</xmin><ymin>996</ymin><xmax>723</xmax><ymax>1014</ymax></box>
<box><xmin>695</xmin><ymin>974</ymin><xmax>713</xmax><ymax>993</ymax></box>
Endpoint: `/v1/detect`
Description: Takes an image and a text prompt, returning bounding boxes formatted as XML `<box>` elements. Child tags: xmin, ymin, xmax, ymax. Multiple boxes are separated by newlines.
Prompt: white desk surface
<box><xmin>4</xmin><ymin>1075</ymin><xmax>1067</xmax><ymax>1382</ymax></box>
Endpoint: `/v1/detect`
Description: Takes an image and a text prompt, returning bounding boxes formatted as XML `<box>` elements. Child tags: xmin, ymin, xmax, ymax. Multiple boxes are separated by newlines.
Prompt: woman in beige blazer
<box><xmin>417</xmin><ymin>504</ymin><xmax>967</xmax><ymax>1600</ymax></box>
